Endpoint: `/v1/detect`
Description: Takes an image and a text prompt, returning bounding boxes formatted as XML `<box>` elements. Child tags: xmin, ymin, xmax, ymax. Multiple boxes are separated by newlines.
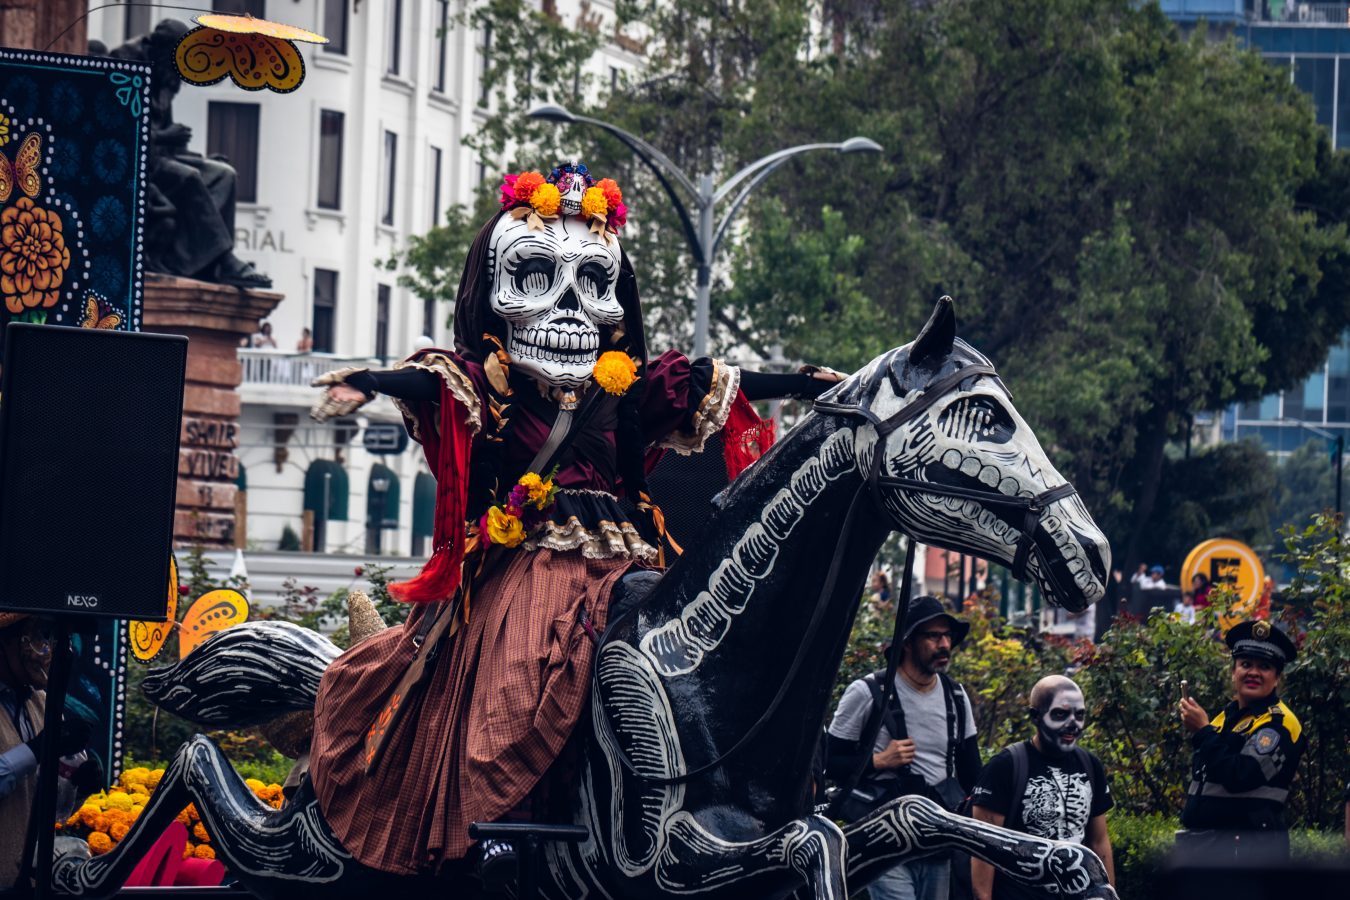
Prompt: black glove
<box><xmin>25</xmin><ymin>715</ymin><xmax>91</xmax><ymax>759</ymax></box>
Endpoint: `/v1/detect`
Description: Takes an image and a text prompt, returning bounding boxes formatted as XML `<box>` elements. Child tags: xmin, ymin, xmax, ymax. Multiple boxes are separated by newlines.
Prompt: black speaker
<box><xmin>0</xmin><ymin>323</ymin><xmax>187</xmax><ymax>621</ymax></box>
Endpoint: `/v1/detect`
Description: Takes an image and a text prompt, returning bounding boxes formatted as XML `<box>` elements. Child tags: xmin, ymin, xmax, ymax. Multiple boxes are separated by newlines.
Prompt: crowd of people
<box><xmin>824</xmin><ymin>591</ymin><xmax>1332</xmax><ymax>900</ymax></box>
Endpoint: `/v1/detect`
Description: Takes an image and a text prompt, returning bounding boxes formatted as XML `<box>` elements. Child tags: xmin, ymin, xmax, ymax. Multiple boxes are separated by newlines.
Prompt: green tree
<box><xmin>1272</xmin><ymin>438</ymin><xmax>1347</xmax><ymax>535</ymax></box>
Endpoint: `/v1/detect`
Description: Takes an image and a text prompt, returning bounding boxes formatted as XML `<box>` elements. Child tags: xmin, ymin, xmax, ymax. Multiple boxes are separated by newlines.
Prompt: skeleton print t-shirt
<box><xmin>971</xmin><ymin>741</ymin><xmax>1112</xmax><ymax>842</ymax></box>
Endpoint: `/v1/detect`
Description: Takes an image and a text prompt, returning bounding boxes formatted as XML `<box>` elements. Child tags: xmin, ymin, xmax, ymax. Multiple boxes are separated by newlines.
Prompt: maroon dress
<box><xmin>308</xmin><ymin>349</ymin><xmax>739</xmax><ymax>874</ymax></box>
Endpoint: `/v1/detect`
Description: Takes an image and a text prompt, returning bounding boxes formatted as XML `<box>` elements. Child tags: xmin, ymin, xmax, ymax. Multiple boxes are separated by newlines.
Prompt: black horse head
<box><xmin>824</xmin><ymin>297</ymin><xmax>1110</xmax><ymax>611</ymax></box>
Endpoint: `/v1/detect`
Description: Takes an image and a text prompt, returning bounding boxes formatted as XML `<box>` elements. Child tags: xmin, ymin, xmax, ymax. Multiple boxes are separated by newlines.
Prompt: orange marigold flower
<box><xmin>513</xmin><ymin>171</ymin><xmax>545</xmax><ymax>204</ymax></box>
<box><xmin>182</xmin><ymin>842</ymin><xmax>196</xmax><ymax>859</ymax></box>
<box><xmin>88</xmin><ymin>832</ymin><xmax>113</xmax><ymax>855</ymax></box>
<box><xmin>192</xmin><ymin>822</ymin><xmax>210</xmax><ymax>843</ymax></box>
<box><xmin>597</xmin><ymin>178</ymin><xmax>622</xmax><ymax>208</ymax></box>
<box><xmin>593</xmin><ymin>351</ymin><xmax>638</xmax><ymax>396</ymax></box>
<box><xmin>194</xmin><ymin>844</ymin><xmax>217</xmax><ymax>860</ymax></box>
<box><xmin>109</xmin><ymin>822</ymin><xmax>130</xmax><ymax>842</ymax></box>
<box><xmin>530</xmin><ymin>183</ymin><xmax>561</xmax><ymax>217</ymax></box>
<box><xmin>175</xmin><ymin>809</ymin><xmax>191</xmax><ymax>827</ymax></box>
<box><xmin>580</xmin><ymin>186</ymin><xmax>608</xmax><ymax>220</ymax></box>
<box><xmin>186</xmin><ymin>803</ymin><xmax>200</xmax><ymax>821</ymax></box>
<box><xmin>0</xmin><ymin>197</ymin><xmax>71</xmax><ymax>314</ymax></box>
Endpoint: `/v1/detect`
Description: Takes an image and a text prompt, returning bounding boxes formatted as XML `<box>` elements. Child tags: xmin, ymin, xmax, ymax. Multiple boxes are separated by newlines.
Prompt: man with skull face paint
<box><xmin>304</xmin><ymin>162</ymin><xmax>840</xmax><ymax>879</ymax></box>
<box><xmin>970</xmin><ymin>676</ymin><xmax>1115</xmax><ymax>900</ymax></box>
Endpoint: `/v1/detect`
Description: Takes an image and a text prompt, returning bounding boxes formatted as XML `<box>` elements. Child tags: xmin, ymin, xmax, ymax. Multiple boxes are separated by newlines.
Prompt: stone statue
<box><xmin>102</xmin><ymin>20</ymin><xmax>270</xmax><ymax>289</ymax></box>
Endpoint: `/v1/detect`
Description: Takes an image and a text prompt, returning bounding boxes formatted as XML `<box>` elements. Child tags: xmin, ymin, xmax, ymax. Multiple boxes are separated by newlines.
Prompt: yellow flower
<box><xmin>530</xmin><ymin>182</ymin><xmax>561</xmax><ymax>217</ymax></box>
<box><xmin>88</xmin><ymin>832</ymin><xmax>113</xmax><ymax>855</ymax></box>
<box><xmin>518</xmin><ymin>472</ymin><xmax>552</xmax><ymax>509</ymax></box>
<box><xmin>593</xmin><ymin>351</ymin><xmax>638</xmax><ymax>396</ymax></box>
<box><xmin>194</xmin><ymin>844</ymin><xmax>217</xmax><ymax>860</ymax></box>
<box><xmin>485</xmin><ymin>505</ymin><xmax>525</xmax><ymax>547</ymax></box>
<box><xmin>105</xmin><ymin>793</ymin><xmax>133</xmax><ymax>811</ymax></box>
<box><xmin>148</xmin><ymin>769</ymin><xmax>165</xmax><ymax>788</ymax></box>
<box><xmin>244</xmin><ymin>778</ymin><xmax>265</xmax><ymax>793</ymax></box>
<box><xmin>130</xmin><ymin>793</ymin><xmax>149</xmax><ymax>807</ymax></box>
<box><xmin>580</xmin><ymin>186</ymin><xmax>608</xmax><ymax>219</ymax></box>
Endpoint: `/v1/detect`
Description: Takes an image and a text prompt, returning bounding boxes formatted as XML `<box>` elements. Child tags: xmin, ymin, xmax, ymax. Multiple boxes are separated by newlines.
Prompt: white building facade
<box><xmin>87</xmin><ymin>0</ymin><xmax>641</xmax><ymax>558</ymax></box>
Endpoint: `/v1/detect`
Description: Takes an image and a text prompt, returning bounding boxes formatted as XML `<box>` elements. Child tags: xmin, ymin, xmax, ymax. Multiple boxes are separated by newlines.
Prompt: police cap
<box><xmin>1224</xmin><ymin>619</ymin><xmax>1297</xmax><ymax>670</ymax></box>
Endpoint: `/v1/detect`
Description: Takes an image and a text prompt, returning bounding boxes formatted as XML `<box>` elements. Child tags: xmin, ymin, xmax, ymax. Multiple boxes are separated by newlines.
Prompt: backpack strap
<box><xmin>938</xmin><ymin>673</ymin><xmax>967</xmax><ymax>779</ymax></box>
<box><xmin>1005</xmin><ymin>741</ymin><xmax>1030</xmax><ymax>830</ymax></box>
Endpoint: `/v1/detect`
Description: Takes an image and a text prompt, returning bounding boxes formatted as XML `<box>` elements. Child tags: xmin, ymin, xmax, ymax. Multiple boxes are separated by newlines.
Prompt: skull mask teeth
<box><xmin>488</xmin><ymin>214</ymin><xmax>625</xmax><ymax>389</ymax></box>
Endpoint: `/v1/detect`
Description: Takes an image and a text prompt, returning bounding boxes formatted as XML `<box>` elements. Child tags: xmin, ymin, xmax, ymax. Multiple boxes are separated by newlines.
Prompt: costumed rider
<box><xmin>305</xmin><ymin>161</ymin><xmax>843</xmax><ymax>885</ymax></box>
<box><xmin>1177</xmin><ymin>619</ymin><xmax>1304</xmax><ymax>864</ymax></box>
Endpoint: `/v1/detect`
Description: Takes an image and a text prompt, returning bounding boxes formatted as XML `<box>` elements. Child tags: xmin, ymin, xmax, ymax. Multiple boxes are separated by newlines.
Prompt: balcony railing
<box><xmin>239</xmin><ymin>349</ymin><xmax>383</xmax><ymax>387</ymax></box>
<box><xmin>1164</xmin><ymin>2</ymin><xmax>1350</xmax><ymax>25</ymax></box>
<box><xmin>1267</xmin><ymin>3</ymin><xmax>1350</xmax><ymax>24</ymax></box>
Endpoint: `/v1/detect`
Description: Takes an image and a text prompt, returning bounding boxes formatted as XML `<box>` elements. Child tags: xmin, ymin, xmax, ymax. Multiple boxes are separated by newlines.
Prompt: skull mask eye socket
<box><xmin>509</xmin><ymin>256</ymin><xmax>557</xmax><ymax>297</ymax></box>
<box><xmin>937</xmin><ymin>395</ymin><xmax>1017</xmax><ymax>445</ymax></box>
<box><xmin>577</xmin><ymin>261</ymin><xmax>611</xmax><ymax>304</ymax></box>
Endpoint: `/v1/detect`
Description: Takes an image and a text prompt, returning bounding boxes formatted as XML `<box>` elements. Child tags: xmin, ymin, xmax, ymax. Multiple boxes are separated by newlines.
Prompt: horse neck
<box><xmin>637</xmin><ymin>415</ymin><xmax>892</xmax><ymax>781</ymax></box>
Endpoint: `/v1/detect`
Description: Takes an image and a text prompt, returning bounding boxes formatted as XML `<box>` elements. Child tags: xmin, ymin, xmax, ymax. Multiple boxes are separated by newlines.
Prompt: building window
<box><xmin>429</xmin><ymin>145</ymin><xmax>443</xmax><ymax>229</ymax></box>
<box><xmin>386</xmin><ymin>0</ymin><xmax>403</xmax><ymax>75</ymax></box>
<box><xmin>434</xmin><ymin>0</ymin><xmax>450</xmax><ymax>92</ymax></box>
<box><xmin>317</xmin><ymin>110</ymin><xmax>344</xmax><ymax>210</ymax></box>
<box><xmin>313</xmin><ymin>269</ymin><xmax>338</xmax><ymax>353</ymax></box>
<box><xmin>212</xmin><ymin>0</ymin><xmax>265</xmax><ymax>14</ymax></box>
<box><xmin>323</xmin><ymin>0</ymin><xmax>348</xmax><ymax>55</ymax></box>
<box><xmin>376</xmin><ymin>284</ymin><xmax>391</xmax><ymax>360</ymax></box>
<box><xmin>476</xmin><ymin>160</ymin><xmax>487</xmax><ymax>186</ymax></box>
<box><xmin>478</xmin><ymin>23</ymin><xmax>493</xmax><ymax>106</ymax></box>
<box><xmin>206</xmin><ymin>102</ymin><xmax>260</xmax><ymax>203</ymax></box>
<box><xmin>124</xmin><ymin>2</ymin><xmax>151</xmax><ymax>39</ymax></box>
<box><xmin>422</xmin><ymin>295</ymin><xmax>437</xmax><ymax>340</ymax></box>
<box><xmin>381</xmin><ymin>130</ymin><xmax>398</xmax><ymax>226</ymax></box>
<box><xmin>610</xmin><ymin>66</ymin><xmax>619</xmax><ymax>92</ymax></box>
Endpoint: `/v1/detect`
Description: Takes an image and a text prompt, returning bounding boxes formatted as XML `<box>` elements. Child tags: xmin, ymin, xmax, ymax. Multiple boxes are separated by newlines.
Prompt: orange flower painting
<box><xmin>1</xmin><ymin>197</ymin><xmax>71</xmax><ymax>313</ymax></box>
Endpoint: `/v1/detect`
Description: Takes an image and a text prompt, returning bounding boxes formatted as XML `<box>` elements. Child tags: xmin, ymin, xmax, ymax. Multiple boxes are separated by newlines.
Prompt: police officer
<box><xmin>1176</xmin><ymin>619</ymin><xmax>1304</xmax><ymax>864</ymax></box>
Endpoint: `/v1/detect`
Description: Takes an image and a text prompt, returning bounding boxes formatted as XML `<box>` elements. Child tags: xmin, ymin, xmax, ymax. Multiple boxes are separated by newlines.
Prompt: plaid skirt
<box><xmin>308</xmin><ymin>547</ymin><xmax>629</xmax><ymax>874</ymax></box>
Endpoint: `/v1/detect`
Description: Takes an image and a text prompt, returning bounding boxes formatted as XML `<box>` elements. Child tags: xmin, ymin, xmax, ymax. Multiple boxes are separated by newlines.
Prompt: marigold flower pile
<box><xmin>58</xmin><ymin>766</ymin><xmax>284</xmax><ymax>859</ymax></box>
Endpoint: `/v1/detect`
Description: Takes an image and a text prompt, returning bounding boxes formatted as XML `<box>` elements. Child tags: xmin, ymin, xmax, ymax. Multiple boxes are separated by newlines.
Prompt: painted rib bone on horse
<box><xmin>55</xmin><ymin>298</ymin><xmax>1115</xmax><ymax>899</ymax></box>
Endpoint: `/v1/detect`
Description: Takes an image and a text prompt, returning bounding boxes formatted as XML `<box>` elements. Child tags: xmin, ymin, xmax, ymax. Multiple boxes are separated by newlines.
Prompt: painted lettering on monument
<box><xmin>183</xmin><ymin>417</ymin><xmax>239</xmax><ymax>450</ymax></box>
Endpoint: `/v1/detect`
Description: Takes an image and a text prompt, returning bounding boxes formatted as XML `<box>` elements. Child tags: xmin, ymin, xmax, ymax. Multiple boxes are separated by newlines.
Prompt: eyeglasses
<box><xmin>20</xmin><ymin>634</ymin><xmax>52</xmax><ymax>658</ymax></box>
<box><xmin>915</xmin><ymin>630</ymin><xmax>954</xmax><ymax>644</ymax></box>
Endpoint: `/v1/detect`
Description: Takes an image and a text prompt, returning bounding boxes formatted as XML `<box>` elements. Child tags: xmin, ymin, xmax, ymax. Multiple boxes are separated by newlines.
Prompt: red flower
<box><xmin>353</xmin><ymin>566</ymin><xmax>364</xmax><ymax>577</ymax></box>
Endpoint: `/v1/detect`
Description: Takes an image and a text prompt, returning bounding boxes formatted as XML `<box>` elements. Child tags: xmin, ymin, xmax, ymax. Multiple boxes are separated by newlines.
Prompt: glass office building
<box><xmin>1161</xmin><ymin>2</ymin><xmax>1350</xmax><ymax>451</ymax></box>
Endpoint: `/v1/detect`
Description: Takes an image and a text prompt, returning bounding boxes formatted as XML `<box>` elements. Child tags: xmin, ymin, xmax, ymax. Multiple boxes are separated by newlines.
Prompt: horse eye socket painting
<box><xmin>0</xmin><ymin>48</ymin><xmax>150</xmax><ymax>365</ymax></box>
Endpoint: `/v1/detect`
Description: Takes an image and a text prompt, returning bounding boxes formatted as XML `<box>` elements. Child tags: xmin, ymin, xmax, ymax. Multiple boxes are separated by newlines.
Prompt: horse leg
<box><xmin>652</xmin><ymin>811</ymin><xmax>848</xmax><ymax>899</ymax></box>
<box><xmin>53</xmin><ymin>735</ymin><xmax>354</xmax><ymax>899</ymax></box>
<box><xmin>839</xmin><ymin>795</ymin><xmax>1118</xmax><ymax>900</ymax></box>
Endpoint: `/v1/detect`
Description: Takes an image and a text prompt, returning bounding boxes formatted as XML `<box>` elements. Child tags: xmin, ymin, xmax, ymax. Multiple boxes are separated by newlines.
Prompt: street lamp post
<box><xmin>1279</xmin><ymin>417</ymin><xmax>1344</xmax><ymax>518</ymax></box>
<box><xmin>528</xmin><ymin>103</ymin><xmax>883</xmax><ymax>357</ymax></box>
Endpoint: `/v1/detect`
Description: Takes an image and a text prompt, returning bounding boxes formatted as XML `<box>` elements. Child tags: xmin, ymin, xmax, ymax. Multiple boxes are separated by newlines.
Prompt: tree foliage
<box><xmin>394</xmin><ymin>0</ymin><xmax>1350</xmax><ymax>573</ymax></box>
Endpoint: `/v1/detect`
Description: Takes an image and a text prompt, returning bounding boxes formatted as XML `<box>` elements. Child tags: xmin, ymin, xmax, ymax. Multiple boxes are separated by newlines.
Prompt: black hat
<box><xmin>1225</xmin><ymin>620</ymin><xmax>1297</xmax><ymax>669</ymax></box>
<box><xmin>899</xmin><ymin>596</ymin><xmax>970</xmax><ymax>648</ymax></box>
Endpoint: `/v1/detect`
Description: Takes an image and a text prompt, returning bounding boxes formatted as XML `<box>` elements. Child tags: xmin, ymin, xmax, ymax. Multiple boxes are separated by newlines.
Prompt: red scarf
<box><xmin>389</xmin><ymin>393</ymin><xmax>473</xmax><ymax>603</ymax></box>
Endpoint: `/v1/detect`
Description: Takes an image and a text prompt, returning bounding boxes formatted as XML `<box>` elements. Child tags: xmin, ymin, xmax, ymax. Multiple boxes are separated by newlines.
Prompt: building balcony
<box><xmin>237</xmin><ymin>348</ymin><xmax>393</xmax><ymax>413</ymax></box>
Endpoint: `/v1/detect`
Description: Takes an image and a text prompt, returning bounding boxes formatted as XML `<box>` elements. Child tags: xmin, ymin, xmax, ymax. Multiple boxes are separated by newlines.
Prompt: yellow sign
<box><xmin>1181</xmin><ymin>538</ymin><xmax>1265</xmax><ymax>629</ymax></box>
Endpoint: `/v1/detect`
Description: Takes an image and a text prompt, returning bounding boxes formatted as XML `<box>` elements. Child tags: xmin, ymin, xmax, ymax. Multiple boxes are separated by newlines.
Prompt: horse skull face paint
<box><xmin>1037</xmin><ymin>687</ymin><xmax>1087</xmax><ymax>755</ymax></box>
<box><xmin>861</xmin><ymin>344</ymin><xmax>1111</xmax><ymax>613</ymax></box>
<box><xmin>489</xmin><ymin>214</ymin><xmax>625</xmax><ymax>389</ymax></box>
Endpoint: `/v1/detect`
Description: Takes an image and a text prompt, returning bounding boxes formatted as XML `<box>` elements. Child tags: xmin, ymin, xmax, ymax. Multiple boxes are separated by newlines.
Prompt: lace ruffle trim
<box><xmin>392</xmin><ymin>352</ymin><xmax>482</xmax><ymax>437</ymax></box>
<box><xmin>657</xmin><ymin>360</ymin><xmax>741</xmax><ymax>456</ymax></box>
<box><xmin>524</xmin><ymin>516</ymin><xmax>660</xmax><ymax>562</ymax></box>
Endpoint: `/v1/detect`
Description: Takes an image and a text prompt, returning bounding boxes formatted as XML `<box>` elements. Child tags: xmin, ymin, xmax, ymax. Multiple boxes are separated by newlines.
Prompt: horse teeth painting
<box><xmin>52</xmin><ymin>298</ymin><xmax>1115</xmax><ymax>900</ymax></box>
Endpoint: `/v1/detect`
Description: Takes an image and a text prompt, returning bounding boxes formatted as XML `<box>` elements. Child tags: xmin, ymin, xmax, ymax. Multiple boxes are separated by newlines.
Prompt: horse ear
<box><xmin>910</xmin><ymin>296</ymin><xmax>957</xmax><ymax>365</ymax></box>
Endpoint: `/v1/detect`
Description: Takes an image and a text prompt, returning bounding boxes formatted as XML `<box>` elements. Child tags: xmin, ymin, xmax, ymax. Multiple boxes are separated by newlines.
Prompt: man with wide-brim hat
<box><xmin>1176</xmin><ymin>619</ymin><xmax>1304</xmax><ymax>864</ymax></box>
<box><xmin>826</xmin><ymin>596</ymin><xmax>981</xmax><ymax>900</ymax></box>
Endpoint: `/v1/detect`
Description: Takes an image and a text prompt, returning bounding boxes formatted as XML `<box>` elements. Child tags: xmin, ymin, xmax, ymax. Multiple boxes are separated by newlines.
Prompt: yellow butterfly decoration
<box><xmin>0</xmin><ymin>132</ymin><xmax>41</xmax><ymax>204</ymax></box>
<box><xmin>130</xmin><ymin>555</ymin><xmax>179</xmax><ymax>663</ymax></box>
<box><xmin>129</xmin><ymin>556</ymin><xmax>251</xmax><ymax>662</ymax></box>
<box><xmin>175</xmin><ymin>13</ymin><xmax>327</xmax><ymax>94</ymax></box>
<box><xmin>178</xmin><ymin>590</ymin><xmax>250</xmax><ymax>658</ymax></box>
<box><xmin>79</xmin><ymin>294</ymin><xmax>122</xmax><ymax>330</ymax></box>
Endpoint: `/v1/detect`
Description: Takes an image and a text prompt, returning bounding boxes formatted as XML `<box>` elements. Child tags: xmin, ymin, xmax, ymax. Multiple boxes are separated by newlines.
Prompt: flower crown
<box><xmin>499</xmin><ymin>161</ymin><xmax>627</xmax><ymax>239</ymax></box>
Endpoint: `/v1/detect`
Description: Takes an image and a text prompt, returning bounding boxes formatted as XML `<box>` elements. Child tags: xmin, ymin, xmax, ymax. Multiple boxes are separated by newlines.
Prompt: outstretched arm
<box><xmin>970</xmin><ymin>804</ymin><xmax>1005</xmax><ymax>900</ymax></box>
<box><xmin>738</xmin><ymin>369</ymin><xmax>839</xmax><ymax>401</ymax></box>
<box><xmin>1085</xmin><ymin>814</ymin><xmax>1115</xmax><ymax>886</ymax></box>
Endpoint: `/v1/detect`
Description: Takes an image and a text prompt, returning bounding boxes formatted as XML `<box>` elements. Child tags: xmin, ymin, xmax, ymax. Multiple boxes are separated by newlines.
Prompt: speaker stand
<box><xmin>12</xmin><ymin>616</ymin><xmax>75</xmax><ymax>900</ymax></box>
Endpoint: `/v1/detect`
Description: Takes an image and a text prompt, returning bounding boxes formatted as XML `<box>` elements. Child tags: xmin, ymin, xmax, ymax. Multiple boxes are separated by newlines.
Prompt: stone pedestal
<box><xmin>142</xmin><ymin>274</ymin><xmax>281</xmax><ymax>548</ymax></box>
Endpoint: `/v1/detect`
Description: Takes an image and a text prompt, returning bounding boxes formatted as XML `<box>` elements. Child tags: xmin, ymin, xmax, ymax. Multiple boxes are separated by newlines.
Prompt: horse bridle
<box><xmin>595</xmin><ymin>361</ymin><xmax>1079</xmax><ymax>786</ymax></box>
<box><xmin>814</xmin><ymin>361</ymin><xmax>1081</xmax><ymax>603</ymax></box>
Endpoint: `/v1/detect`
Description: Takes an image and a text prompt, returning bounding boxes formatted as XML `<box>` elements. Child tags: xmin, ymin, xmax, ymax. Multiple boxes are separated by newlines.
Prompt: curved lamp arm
<box><xmin>528</xmin><ymin>104</ymin><xmax>704</xmax><ymax>264</ymax></box>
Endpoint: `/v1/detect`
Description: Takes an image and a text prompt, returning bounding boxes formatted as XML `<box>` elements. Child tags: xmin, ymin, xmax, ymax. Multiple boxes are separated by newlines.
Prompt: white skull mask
<box><xmin>488</xmin><ymin>214</ymin><xmax>625</xmax><ymax>389</ymax></box>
